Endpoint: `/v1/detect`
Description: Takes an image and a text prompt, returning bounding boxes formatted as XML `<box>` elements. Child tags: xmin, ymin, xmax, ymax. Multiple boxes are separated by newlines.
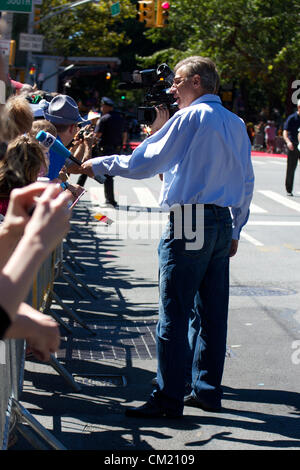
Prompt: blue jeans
<box><xmin>151</xmin><ymin>204</ymin><xmax>232</xmax><ymax>414</ymax></box>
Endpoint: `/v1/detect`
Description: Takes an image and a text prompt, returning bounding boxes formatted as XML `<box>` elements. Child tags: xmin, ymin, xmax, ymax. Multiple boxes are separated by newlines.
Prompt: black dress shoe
<box><xmin>184</xmin><ymin>394</ymin><xmax>221</xmax><ymax>412</ymax></box>
<box><xmin>125</xmin><ymin>401</ymin><xmax>182</xmax><ymax>419</ymax></box>
<box><xmin>151</xmin><ymin>377</ymin><xmax>192</xmax><ymax>396</ymax></box>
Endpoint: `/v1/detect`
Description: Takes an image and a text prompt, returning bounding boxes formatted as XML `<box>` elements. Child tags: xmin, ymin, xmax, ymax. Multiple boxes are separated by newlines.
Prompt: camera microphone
<box><xmin>35</xmin><ymin>131</ymin><xmax>106</xmax><ymax>184</ymax></box>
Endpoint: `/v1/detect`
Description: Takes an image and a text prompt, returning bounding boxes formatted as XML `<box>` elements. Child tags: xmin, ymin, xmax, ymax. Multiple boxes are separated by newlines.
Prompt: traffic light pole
<box><xmin>26</xmin><ymin>4</ymin><xmax>34</xmax><ymax>84</ymax></box>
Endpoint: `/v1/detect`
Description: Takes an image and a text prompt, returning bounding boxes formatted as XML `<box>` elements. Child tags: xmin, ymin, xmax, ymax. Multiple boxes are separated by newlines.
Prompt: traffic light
<box><xmin>105</xmin><ymin>72</ymin><xmax>112</xmax><ymax>80</ymax></box>
<box><xmin>29</xmin><ymin>65</ymin><xmax>36</xmax><ymax>84</ymax></box>
<box><xmin>136</xmin><ymin>1</ymin><xmax>155</xmax><ymax>28</ymax></box>
<box><xmin>9</xmin><ymin>40</ymin><xmax>16</xmax><ymax>67</ymax></box>
<box><xmin>33</xmin><ymin>7</ymin><xmax>41</xmax><ymax>30</ymax></box>
<box><xmin>29</xmin><ymin>66</ymin><xmax>36</xmax><ymax>76</ymax></box>
<box><xmin>156</xmin><ymin>0</ymin><xmax>170</xmax><ymax>27</ymax></box>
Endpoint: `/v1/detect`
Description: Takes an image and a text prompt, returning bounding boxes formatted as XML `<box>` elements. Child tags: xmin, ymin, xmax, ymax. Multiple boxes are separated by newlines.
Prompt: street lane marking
<box><xmin>133</xmin><ymin>187</ymin><xmax>159</xmax><ymax>207</ymax></box>
<box><xmin>258</xmin><ymin>190</ymin><xmax>300</xmax><ymax>212</ymax></box>
<box><xmin>240</xmin><ymin>231</ymin><xmax>264</xmax><ymax>246</ymax></box>
<box><xmin>250</xmin><ymin>203</ymin><xmax>267</xmax><ymax>214</ymax></box>
<box><xmin>269</xmin><ymin>160</ymin><xmax>286</xmax><ymax>166</ymax></box>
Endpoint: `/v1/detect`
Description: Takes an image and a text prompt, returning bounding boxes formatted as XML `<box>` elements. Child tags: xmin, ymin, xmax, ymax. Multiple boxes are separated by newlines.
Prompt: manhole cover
<box><xmin>73</xmin><ymin>374</ymin><xmax>127</xmax><ymax>387</ymax></box>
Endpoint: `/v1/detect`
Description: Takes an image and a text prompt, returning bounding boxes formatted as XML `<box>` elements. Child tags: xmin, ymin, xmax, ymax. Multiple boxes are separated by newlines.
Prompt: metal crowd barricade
<box><xmin>0</xmin><ymin>243</ymin><xmax>68</xmax><ymax>451</ymax></box>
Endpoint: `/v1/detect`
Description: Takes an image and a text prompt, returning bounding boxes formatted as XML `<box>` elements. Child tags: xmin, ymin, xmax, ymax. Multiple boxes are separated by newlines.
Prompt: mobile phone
<box><xmin>69</xmin><ymin>189</ymin><xmax>86</xmax><ymax>209</ymax></box>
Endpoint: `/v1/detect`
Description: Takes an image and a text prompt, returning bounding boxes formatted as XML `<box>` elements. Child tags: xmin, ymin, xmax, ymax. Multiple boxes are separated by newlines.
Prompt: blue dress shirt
<box><xmin>92</xmin><ymin>94</ymin><xmax>254</xmax><ymax>239</ymax></box>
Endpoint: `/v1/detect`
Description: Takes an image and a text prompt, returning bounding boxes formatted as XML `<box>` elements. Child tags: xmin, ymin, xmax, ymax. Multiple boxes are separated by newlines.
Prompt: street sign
<box><xmin>0</xmin><ymin>39</ymin><xmax>10</xmax><ymax>56</ymax></box>
<box><xmin>19</xmin><ymin>32</ymin><xmax>44</xmax><ymax>52</ymax></box>
<box><xmin>0</xmin><ymin>0</ymin><xmax>32</xmax><ymax>13</ymax></box>
<box><xmin>110</xmin><ymin>1</ymin><xmax>120</xmax><ymax>16</ymax></box>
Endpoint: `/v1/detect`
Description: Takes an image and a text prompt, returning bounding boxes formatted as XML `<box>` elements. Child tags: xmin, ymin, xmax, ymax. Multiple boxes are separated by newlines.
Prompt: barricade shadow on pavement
<box><xmin>9</xmin><ymin>200</ymin><xmax>300</xmax><ymax>451</ymax></box>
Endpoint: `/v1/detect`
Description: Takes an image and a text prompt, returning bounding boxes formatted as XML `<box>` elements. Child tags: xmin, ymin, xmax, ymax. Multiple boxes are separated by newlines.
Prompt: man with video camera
<box><xmin>69</xmin><ymin>56</ymin><xmax>254</xmax><ymax>418</ymax></box>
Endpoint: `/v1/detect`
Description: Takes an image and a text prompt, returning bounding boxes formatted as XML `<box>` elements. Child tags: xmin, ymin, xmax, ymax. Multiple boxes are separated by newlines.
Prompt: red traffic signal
<box><xmin>156</xmin><ymin>0</ymin><xmax>170</xmax><ymax>27</ymax></box>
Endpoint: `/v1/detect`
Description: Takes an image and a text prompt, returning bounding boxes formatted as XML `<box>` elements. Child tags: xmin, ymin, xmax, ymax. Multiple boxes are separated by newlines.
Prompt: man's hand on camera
<box><xmin>151</xmin><ymin>105</ymin><xmax>170</xmax><ymax>134</ymax></box>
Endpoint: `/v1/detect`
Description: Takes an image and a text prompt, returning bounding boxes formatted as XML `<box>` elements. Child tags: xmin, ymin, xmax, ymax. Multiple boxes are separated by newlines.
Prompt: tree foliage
<box><xmin>139</xmin><ymin>0</ymin><xmax>300</xmax><ymax>115</ymax></box>
<box><xmin>37</xmin><ymin>0</ymin><xmax>300</xmax><ymax>116</ymax></box>
<box><xmin>40</xmin><ymin>0</ymin><xmax>136</xmax><ymax>57</ymax></box>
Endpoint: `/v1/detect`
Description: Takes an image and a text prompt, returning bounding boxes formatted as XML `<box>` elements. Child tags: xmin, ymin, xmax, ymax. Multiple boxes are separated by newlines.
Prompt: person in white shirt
<box><xmin>70</xmin><ymin>56</ymin><xmax>254</xmax><ymax>417</ymax></box>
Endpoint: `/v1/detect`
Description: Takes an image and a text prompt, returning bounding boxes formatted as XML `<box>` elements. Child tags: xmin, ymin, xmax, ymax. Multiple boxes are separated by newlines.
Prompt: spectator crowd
<box><xmin>246</xmin><ymin>119</ymin><xmax>288</xmax><ymax>154</ymax></box>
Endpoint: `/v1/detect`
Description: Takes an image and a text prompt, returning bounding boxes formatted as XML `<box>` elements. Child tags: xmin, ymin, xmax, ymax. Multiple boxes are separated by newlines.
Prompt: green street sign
<box><xmin>110</xmin><ymin>1</ymin><xmax>120</xmax><ymax>17</ymax></box>
<box><xmin>0</xmin><ymin>0</ymin><xmax>32</xmax><ymax>13</ymax></box>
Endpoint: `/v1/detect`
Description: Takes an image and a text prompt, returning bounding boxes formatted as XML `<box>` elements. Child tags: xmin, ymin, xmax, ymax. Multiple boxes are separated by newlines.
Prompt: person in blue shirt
<box><xmin>283</xmin><ymin>100</ymin><xmax>300</xmax><ymax>196</ymax></box>
<box><xmin>70</xmin><ymin>56</ymin><xmax>255</xmax><ymax>418</ymax></box>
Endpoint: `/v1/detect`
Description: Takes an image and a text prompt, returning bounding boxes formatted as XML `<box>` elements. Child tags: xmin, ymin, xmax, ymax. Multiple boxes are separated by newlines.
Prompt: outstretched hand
<box><xmin>66</xmin><ymin>158</ymin><xmax>95</xmax><ymax>178</ymax></box>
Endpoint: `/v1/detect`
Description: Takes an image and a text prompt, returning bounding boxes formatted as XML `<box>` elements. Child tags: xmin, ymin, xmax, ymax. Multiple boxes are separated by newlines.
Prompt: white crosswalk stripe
<box><xmin>240</xmin><ymin>231</ymin><xmax>264</xmax><ymax>246</ymax></box>
<box><xmin>258</xmin><ymin>190</ymin><xmax>300</xmax><ymax>212</ymax></box>
<box><xmin>252</xmin><ymin>158</ymin><xmax>286</xmax><ymax>166</ymax></box>
<box><xmin>269</xmin><ymin>160</ymin><xmax>286</xmax><ymax>166</ymax></box>
<box><xmin>133</xmin><ymin>187</ymin><xmax>159</xmax><ymax>207</ymax></box>
<box><xmin>250</xmin><ymin>203</ymin><xmax>267</xmax><ymax>214</ymax></box>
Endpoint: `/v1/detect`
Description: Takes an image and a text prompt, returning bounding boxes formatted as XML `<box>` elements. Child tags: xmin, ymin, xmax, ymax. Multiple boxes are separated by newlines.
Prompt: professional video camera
<box><xmin>119</xmin><ymin>63</ymin><xmax>178</xmax><ymax>125</ymax></box>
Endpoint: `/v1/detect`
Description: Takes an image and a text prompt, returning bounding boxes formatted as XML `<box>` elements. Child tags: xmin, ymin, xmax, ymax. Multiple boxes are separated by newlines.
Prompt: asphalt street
<box><xmin>9</xmin><ymin>152</ymin><xmax>300</xmax><ymax>453</ymax></box>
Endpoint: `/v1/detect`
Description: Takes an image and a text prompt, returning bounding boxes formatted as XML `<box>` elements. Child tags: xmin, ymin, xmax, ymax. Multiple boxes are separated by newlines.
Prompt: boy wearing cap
<box><xmin>44</xmin><ymin>94</ymin><xmax>88</xmax><ymax>180</ymax></box>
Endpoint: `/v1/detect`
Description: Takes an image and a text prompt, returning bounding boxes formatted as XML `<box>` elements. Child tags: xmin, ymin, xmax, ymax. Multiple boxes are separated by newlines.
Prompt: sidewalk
<box><xmin>9</xmin><ymin>196</ymin><xmax>300</xmax><ymax>452</ymax></box>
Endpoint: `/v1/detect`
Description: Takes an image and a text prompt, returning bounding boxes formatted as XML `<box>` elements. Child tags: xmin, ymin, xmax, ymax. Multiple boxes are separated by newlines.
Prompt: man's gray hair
<box><xmin>174</xmin><ymin>56</ymin><xmax>220</xmax><ymax>94</ymax></box>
